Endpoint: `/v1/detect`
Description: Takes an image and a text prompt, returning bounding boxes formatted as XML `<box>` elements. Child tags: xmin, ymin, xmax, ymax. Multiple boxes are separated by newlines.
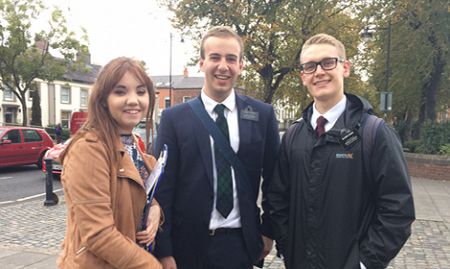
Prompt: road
<box><xmin>0</xmin><ymin>165</ymin><xmax>62</xmax><ymax>203</ymax></box>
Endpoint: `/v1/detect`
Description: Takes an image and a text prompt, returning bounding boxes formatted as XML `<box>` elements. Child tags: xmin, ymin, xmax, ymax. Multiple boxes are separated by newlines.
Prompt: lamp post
<box><xmin>361</xmin><ymin>18</ymin><xmax>393</xmax><ymax>119</ymax></box>
<box><xmin>169</xmin><ymin>33</ymin><xmax>173</xmax><ymax>107</ymax></box>
<box><xmin>168</xmin><ymin>33</ymin><xmax>184</xmax><ymax>107</ymax></box>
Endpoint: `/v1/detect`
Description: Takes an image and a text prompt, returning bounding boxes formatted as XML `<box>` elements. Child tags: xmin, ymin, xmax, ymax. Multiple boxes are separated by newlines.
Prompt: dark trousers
<box><xmin>177</xmin><ymin>228</ymin><xmax>253</xmax><ymax>269</ymax></box>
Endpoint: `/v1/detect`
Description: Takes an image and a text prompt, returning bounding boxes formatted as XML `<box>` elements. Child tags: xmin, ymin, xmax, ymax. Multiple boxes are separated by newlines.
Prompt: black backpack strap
<box><xmin>362</xmin><ymin>114</ymin><xmax>384</xmax><ymax>175</ymax></box>
<box><xmin>187</xmin><ymin>98</ymin><xmax>251</xmax><ymax>189</ymax></box>
<box><xmin>357</xmin><ymin>113</ymin><xmax>384</xmax><ymax>239</ymax></box>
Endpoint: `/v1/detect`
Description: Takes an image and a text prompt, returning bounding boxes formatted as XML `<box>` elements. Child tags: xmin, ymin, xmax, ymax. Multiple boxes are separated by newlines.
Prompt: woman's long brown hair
<box><xmin>60</xmin><ymin>57</ymin><xmax>155</xmax><ymax>166</ymax></box>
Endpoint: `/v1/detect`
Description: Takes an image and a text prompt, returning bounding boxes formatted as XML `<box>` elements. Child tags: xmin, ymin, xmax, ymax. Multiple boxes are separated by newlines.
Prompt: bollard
<box><xmin>44</xmin><ymin>158</ymin><xmax>59</xmax><ymax>206</ymax></box>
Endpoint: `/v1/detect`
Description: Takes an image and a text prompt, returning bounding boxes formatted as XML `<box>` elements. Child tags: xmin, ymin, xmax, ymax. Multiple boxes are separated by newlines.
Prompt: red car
<box><xmin>42</xmin><ymin>133</ymin><xmax>147</xmax><ymax>177</ymax></box>
<box><xmin>42</xmin><ymin>139</ymin><xmax>70</xmax><ymax>176</ymax></box>
<box><xmin>0</xmin><ymin>126</ymin><xmax>54</xmax><ymax>168</ymax></box>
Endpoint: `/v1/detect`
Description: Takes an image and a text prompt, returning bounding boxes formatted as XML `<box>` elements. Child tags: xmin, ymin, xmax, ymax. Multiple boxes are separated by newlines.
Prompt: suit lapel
<box><xmin>235</xmin><ymin>94</ymin><xmax>255</xmax><ymax>194</ymax></box>
<box><xmin>236</xmin><ymin>94</ymin><xmax>252</xmax><ymax>147</ymax></box>
<box><xmin>191</xmin><ymin>97</ymin><xmax>214</xmax><ymax>188</ymax></box>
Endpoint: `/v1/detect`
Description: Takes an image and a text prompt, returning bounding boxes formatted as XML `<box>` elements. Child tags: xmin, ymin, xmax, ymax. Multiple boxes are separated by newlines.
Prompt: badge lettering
<box><xmin>240</xmin><ymin>106</ymin><xmax>259</xmax><ymax>121</ymax></box>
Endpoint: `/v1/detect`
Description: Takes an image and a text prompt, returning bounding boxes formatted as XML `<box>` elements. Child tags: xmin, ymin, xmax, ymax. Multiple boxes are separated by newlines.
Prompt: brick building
<box><xmin>151</xmin><ymin>68</ymin><xmax>204</xmax><ymax>121</ymax></box>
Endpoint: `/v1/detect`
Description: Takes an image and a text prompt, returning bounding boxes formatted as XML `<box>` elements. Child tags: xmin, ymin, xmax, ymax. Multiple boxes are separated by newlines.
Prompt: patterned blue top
<box><xmin>120</xmin><ymin>135</ymin><xmax>149</xmax><ymax>181</ymax></box>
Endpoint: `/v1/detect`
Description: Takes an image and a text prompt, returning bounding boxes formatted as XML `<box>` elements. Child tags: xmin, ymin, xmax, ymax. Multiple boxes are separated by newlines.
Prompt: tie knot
<box><xmin>316</xmin><ymin>116</ymin><xmax>328</xmax><ymax>127</ymax></box>
<box><xmin>214</xmin><ymin>104</ymin><xmax>227</xmax><ymax>116</ymax></box>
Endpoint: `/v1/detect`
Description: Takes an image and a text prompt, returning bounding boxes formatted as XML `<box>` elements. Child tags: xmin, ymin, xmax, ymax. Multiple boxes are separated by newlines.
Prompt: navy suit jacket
<box><xmin>154</xmin><ymin>93</ymin><xmax>280</xmax><ymax>266</ymax></box>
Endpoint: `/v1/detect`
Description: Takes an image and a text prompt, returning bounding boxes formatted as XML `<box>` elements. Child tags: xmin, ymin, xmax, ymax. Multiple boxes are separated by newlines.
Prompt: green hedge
<box><xmin>403</xmin><ymin>140</ymin><xmax>421</xmax><ymax>153</ymax></box>
<box><xmin>415</xmin><ymin>121</ymin><xmax>450</xmax><ymax>155</ymax></box>
<box><xmin>439</xmin><ymin>144</ymin><xmax>450</xmax><ymax>156</ymax></box>
<box><xmin>45</xmin><ymin>125</ymin><xmax>70</xmax><ymax>142</ymax></box>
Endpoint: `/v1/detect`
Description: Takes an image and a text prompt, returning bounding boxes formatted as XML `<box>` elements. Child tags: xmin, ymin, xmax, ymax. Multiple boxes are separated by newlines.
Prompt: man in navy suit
<box><xmin>154</xmin><ymin>26</ymin><xmax>280</xmax><ymax>269</ymax></box>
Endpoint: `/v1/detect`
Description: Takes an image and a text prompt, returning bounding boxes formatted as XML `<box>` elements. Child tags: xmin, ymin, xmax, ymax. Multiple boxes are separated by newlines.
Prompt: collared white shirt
<box><xmin>311</xmin><ymin>95</ymin><xmax>347</xmax><ymax>132</ymax></box>
<box><xmin>201</xmin><ymin>90</ymin><xmax>242</xmax><ymax>229</ymax></box>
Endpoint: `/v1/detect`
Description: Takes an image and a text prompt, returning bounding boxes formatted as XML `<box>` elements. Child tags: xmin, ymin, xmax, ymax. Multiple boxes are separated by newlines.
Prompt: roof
<box><xmin>151</xmin><ymin>75</ymin><xmax>204</xmax><ymax>89</ymax></box>
<box><xmin>62</xmin><ymin>63</ymin><xmax>102</xmax><ymax>84</ymax></box>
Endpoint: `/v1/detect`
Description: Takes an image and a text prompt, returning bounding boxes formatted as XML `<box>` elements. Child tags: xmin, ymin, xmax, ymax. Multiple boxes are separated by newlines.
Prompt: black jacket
<box><xmin>265</xmin><ymin>93</ymin><xmax>415</xmax><ymax>269</ymax></box>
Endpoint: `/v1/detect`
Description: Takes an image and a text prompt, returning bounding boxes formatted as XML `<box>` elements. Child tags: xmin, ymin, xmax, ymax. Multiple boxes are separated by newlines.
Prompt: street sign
<box><xmin>380</xmin><ymin>92</ymin><xmax>392</xmax><ymax>112</ymax></box>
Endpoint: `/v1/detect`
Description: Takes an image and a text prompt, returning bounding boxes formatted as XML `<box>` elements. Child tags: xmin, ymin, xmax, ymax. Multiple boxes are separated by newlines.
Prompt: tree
<box><xmin>30</xmin><ymin>82</ymin><xmax>41</xmax><ymax>126</ymax></box>
<box><xmin>0</xmin><ymin>0</ymin><xmax>86</xmax><ymax>126</ymax></box>
<box><xmin>365</xmin><ymin>0</ymin><xmax>449</xmax><ymax>140</ymax></box>
<box><xmin>158</xmin><ymin>0</ymin><xmax>368</xmax><ymax>106</ymax></box>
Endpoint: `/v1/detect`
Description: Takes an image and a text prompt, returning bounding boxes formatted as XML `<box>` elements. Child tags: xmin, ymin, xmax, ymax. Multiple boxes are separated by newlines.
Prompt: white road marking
<box><xmin>0</xmin><ymin>188</ymin><xmax>63</xmax><ymax>204</ymax></box>
<box><xmin>0</xmin><ymin>176</ymin><xmax>13</xmax><ymax>180</ymax></box>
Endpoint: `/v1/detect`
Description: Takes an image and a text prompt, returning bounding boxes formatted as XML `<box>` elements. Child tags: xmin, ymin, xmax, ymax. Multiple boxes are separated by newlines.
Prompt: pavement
<box><xmin>0</xmin><ymin>177</ymin><xmax>449</xmax><ymax>269</ymax></box>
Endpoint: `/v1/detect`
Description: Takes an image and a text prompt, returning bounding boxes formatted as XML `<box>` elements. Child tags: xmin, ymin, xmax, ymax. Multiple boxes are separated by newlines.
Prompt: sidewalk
<box><xmin>0</xmin><ymin>177</ymin><xmax>449</xmax><ymax>269</ymax></box>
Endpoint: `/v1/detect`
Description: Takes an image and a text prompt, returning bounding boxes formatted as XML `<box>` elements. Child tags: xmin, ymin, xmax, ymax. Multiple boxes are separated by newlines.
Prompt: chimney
<box><xmin>77</xmin><ymin>47</ymin><xmax>91</xmax><ymax>64</ymax></box>
<box><xmin>183</xmin><ymin>67</ymin><xmax>189</xmax><ymax>78</ymax></box>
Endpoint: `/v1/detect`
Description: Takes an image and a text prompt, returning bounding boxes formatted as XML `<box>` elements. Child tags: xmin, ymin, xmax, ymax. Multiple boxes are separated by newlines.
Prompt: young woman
<box><xmin>57</xmin><ymin>57</ymin><xmax>162</xmax><ymax>269</ymax></box>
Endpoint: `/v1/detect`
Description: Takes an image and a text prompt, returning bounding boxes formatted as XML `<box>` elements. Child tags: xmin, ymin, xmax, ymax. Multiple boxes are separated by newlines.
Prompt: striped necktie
<box><xmin>214</xmin><ymin>104</ymin><xmax>233</xmax><ymax>218</ymax></box>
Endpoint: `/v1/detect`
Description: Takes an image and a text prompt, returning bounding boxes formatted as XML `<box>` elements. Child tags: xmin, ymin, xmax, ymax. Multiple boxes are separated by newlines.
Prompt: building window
<box><xmin>165</xmin><ymin>97</ymin><xmax>171</xmax><ymax>109</ymax></box>
<box><xmin>3</xmin><ymin>86</ymin><xmax>15</xmax><ymax>101</ymax></box>
<box><xmin>80</xmin><ymin>88</ymin><xmax>88</xmax><ymax>107</ymax></box>
<box><xmin>61</xmin><ymin>110</ymin><xmax>71</xmax><ymax>128</ymax></box>
<box><xmin>183</xmin><ymin>96</ymin><xmax>191</xmax><ymax>103</ymax></box>
<box><xmin>61</xmin><ymin>86</ymin><xmax>71</xmax><ymax>104</ymax></box>
<box><xmin>3</xmin><ymin>107</ymin><xmax>18</xmax><ymax>123</ymax></box>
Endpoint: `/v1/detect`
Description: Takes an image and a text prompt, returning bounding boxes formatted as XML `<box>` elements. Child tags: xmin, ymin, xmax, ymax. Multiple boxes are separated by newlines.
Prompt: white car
<box><xmin>133</xmin><ymin>120</ymin><xmax>158</xmax><ymax>154</ymax></box>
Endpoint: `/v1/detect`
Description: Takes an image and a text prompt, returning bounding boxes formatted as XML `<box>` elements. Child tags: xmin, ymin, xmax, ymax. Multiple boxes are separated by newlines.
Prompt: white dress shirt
<box><xmin>311</xmin><ymin>95</ymin><xmax>347</xmax><ymax>132</ymax></box>
<box><xmin>201</xmin><ymin>90</ymin><xmax>242</xmax><ymax>230</ymax></box>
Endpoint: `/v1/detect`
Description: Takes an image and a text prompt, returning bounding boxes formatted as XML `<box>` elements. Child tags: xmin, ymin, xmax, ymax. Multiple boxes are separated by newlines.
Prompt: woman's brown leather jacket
<box><xmin>57</xmin><ymin>132</ymin><xmax>162</xmax><ymax>268</ymax></box>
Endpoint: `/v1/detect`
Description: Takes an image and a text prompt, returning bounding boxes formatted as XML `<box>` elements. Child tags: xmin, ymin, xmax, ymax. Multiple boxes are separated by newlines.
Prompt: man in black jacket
<box><xmin>266</xmin><ymin>33</ymin><xmax>415</xmax><ymax>269</ymax></box>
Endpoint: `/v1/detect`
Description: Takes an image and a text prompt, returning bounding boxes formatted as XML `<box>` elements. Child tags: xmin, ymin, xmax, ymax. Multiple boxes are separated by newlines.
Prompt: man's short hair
<box><xmin>301</xmin><ymin>33</ymin><xmax>346</xmax><ymax>60</ymax></box>
<box><xmin>200</xmin><ymin>26</ymin><xmax>244</xmax><ymax>61</ymax></box>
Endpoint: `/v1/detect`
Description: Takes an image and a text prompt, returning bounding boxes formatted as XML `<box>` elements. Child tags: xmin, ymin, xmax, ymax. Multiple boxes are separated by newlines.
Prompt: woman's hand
<box><xmin>136</xmin><ymin>202</ymin><xmax>161</xmax><ymax>245</ymax></box>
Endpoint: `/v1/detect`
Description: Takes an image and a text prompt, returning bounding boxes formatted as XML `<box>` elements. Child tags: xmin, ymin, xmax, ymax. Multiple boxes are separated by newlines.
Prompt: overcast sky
<box><xmin>38</xmin><ymin>0</ymin><xmax>201</xmax><ymax>77</ymax></box>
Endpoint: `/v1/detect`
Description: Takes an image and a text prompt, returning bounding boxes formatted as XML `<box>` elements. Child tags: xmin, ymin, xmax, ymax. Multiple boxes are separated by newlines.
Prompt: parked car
<box><xmin>42</xmin><ymin>133</ymin><xmax>147</xmax><ymax>177</ymax></box>
<box><xmin>133</xmin><ymin>120</ymin><xmax>157</xmax><ymax>154</ymax></box>
<box><xmin>42</xmin><ymin>139</ymin><xmax>70</xmax><ymax>177</ymax></box>
<box><xmin>0</xmin><ymin>126</ymin><xmax>54</xmax><ymax>169</ymax></box>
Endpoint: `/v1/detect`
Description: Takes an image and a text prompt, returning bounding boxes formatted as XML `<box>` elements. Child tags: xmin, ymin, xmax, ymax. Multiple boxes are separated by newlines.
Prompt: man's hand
<box><xmin>260</xmin><ymin>235</ymin><xmax>274</xmax><ymax>260</ymax></box>
<box><xmin>136</xmin><ymin>202</ymin><xmax>161</xmax><ymax>245</ymax></box>
<box><xmin>160</xmin><ymin>256</ymin><xmax>177</xmax><ymax>269</ymax></box>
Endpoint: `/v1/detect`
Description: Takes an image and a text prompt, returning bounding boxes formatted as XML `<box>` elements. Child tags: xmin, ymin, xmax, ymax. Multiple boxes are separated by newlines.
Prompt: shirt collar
<box><xmin>311</xmin><ymin>95</ymin><xmax>346</xmax><ymax>129</ymax></box>
<box><xmin>201</xmin><ymin>89</ymin><xmax>236</xmax><ymax>115</ymax></box>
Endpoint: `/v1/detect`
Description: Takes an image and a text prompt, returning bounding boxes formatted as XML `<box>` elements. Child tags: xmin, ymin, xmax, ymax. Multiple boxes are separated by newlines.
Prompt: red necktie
<box><xmin>315</xmin><ymin>116</ymin><xmax>328</xmax><ymax>137</ymax></box>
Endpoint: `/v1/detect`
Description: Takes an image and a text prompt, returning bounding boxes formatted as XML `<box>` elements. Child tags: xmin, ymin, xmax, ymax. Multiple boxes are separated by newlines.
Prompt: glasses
<box><xmin>300</xmin><ymin>57</ymin><xmax>344</xmax><ymax>74</ymax></box>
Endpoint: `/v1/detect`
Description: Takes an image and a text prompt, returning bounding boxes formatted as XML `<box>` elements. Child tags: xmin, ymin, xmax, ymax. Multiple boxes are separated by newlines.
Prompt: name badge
<box><xmin>240</xmin><ymin>106</ymin><xmax>259</xmax><ymax>121</ymax></box>
<box><xmin>339</xmin><ymin>128</ymin><xmax>360</xmax><ymax>149</ymax></box>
